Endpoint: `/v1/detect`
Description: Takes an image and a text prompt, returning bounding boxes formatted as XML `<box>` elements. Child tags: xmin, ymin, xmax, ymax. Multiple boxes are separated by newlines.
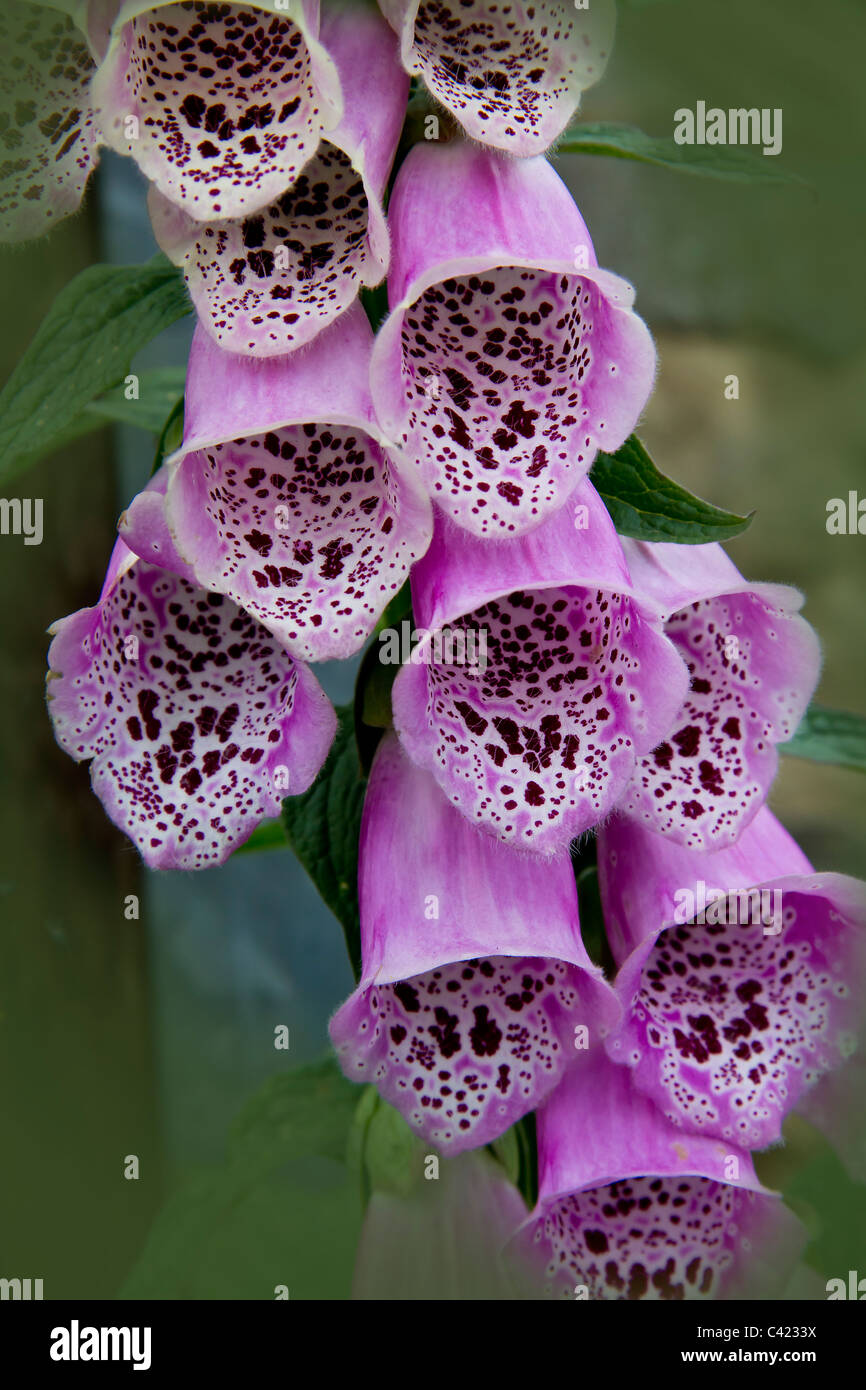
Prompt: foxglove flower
<box><xmin>0</xmin><ymin>0</ymin><xmax>101</xmax><ymax>241</ymax></box>
<box><xmin>149</xmin><ymin>4</ymin><xmax>407</xmax><ymax>355</ymax></box>
<box><xmin>618</xmin><ymin>540</ymin><xmax>820</xmax><ymax>850</ymax></box>
<box><xmin>47</xmin><ymin>473</ymin><xmax>336</xmax><ymax>869</ymax></box>
<box><xmin>392</xmin><ymin>482</ymin><xmax>690</xmax><ymax>854</ymax></box>
<box><xmin>512</xmin><ymin>1056</ymin><xmax>807</xmax><ymax>1300</ymax></box>
<box><xmin>378</xmin><ymin>0</ymin><xmax>615</xmax><ymax>157</ymax></box>
<box><xmin>371</xmin><ymin>141</ymin><xmax>656</xmax><ymax>537</ymax></box>
<box><xmin>91</xmin><ymin>0</ymin><xmax>342</xmax><ymax>222</ymax></box>
<box><xmin>163</xmin><ymin>305</ymin><xmax>432</xmax><ymax>661</ymax></box>
<box><xmin>330</xmin><ymin>734</ymin><xmax>618</xmax><ymax>1155</ymax></box>
<box><xmin>354</xmin><ymin>1151</ymin><xmax>528</xmax><ymax>1300</ymax></box>
<box><xmin>597</xmin><ymin>809</ymin><xmax>866</xmax><ymax>1150</ymax></box>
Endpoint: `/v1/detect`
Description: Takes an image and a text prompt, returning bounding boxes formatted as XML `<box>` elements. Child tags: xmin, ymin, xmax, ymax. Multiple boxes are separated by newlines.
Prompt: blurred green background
<box><xmin>0</xmin><ymin>0</ymin><xmax>863</xmax><ymax>1298</ymax></box>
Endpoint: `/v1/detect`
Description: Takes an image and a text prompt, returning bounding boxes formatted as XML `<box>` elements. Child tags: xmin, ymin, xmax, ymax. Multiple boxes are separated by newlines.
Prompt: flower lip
<box><xmin>370</xmin><ymin>142</ymin><xmax>655</xmax><ymax>538</ymax></box>
<box><xmin>597</xmin><ymin>809</ymin><xmax>866</xmax><ymax>1150</ymax></box>
<box><xmin>148</xmin><ymin>2</ymin><xmax>407</xmax><ymax>356</ymax></box>
<box><xmin>380</xmin><ymin>141</ymin><xmax>602</xmax><ymax>311</ymax></box>
<box><xmin>599</xmin><ymin>806</ymin><xmax>866</xmax><ymax>964</ymax></box>
<box><xmin>617</xmin><ymin>539</ymin><xmax>822</xmax><ymax>851</ymax></box>
<box><xmin>505</xmin><ymin>1055</ymin><xmax>808</xmax><ymax>1301</ymax></box>
<box><xmin>163</xmin><ymin>308</ymin><xmax>433</xmax><ymax>663</ymax></box>
<box><xmin>379</xmin><ymin>0</ymin><xmax>616</xmax><ymax>158</ymax></box>
<box><xmin>329</xmin><ymin>734</ymin><xmax>620</xmax><ymax>1155</ymax></box>
<box><xmin>390</xmin><ymin>483</ymin><xmax>692</xmax><ymax>855</ymax></box>
<box><xmin>92</xmin><ymin>0</ymin><xmax>343</xmax><ymax>222</ymax></box>
<box><xmin>46</xmin><ymin>532</ymin><xmax>337</xmax><ymax>870</ymax></box>
<box><xmin>620</xmin><ymin>537</ymin><xmax>815</xmax><ymax>625</ymax></box>
<box><xmin>117</xmin><ymin>462</ymin><xmax>199</xmax><ymax>585</ymax></box>
<box><xmin>406</xmin><ymin>480</ymin><xmax>637</xmax><ymax>643</ymax></box>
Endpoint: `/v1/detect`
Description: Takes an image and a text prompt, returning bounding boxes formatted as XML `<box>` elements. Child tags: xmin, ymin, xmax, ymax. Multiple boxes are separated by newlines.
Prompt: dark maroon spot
<box><xmin>496</xmin><ymin>480</ymin><xmax>523</xmax><ymax>506</ymax></box>
<box><xmin>431</xmin><ymin>1006</ymin><xmax>462</xmax><ymax>1059</ymax></box>
<box><xmin>455</xmin><ymin>700</ymin><xmax>488</xmax><ymax>737</ymax></box>
<box><xmin>137</xmin><ymin>689</ymin><xmax>161</xmax><ymax>740</ymax></box>
<box><xmin>245</xmin><ymin>530</ymin><xmax>272</xmax><ymax>557</ymax></box>
<box><xmin>469</xmin><ymin>1005</ymin><xmax>502</xmax><ymax>1057</ymax></box>
<box><xmin>179</xmin><ymin>93</ymin><xmax>205</xmax><ymax>128</ymax></box>
<box><xmin>393</xmin><ymin>981</ymin><xmax>420</xmax><ymax>1013</ymax></box>
<box><xmin>673</xmin><ymin>725</ymin><xmax>700</xmax><ymax>758</ymax></box>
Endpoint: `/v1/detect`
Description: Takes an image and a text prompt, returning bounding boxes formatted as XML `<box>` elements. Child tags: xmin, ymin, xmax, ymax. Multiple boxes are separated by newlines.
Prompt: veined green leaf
<box><xmin>85</xmin><ymin>366</ymin><xmax>186</xmax><ymax>433</ymax></box>
<box><xmin>0</xmin><ymin>255</ymin><xmax>190</xmax><ymax>482</ymax></box>
<box><xmin>119</xmin><ymin>1059</ymin><xmax>363</xmax><ymax>1301</ymax></box>
<box><xmin>591</xmin><ymin>435</ymin><xmax>752</xmax><ymax>543</ymax></box>
<box><xmin>782</xmin><ymin>705</ymin><xmax>866</xmax><ymax>773</ymax></box>
<box><xmin>282</xmin><ymin>706</ymin><xmax>366</xmax><ymax>979</ymax></box>
<box><xmin>557</xmin><ymin>121</ymin><xmax>803</xmax><ymax>185</ymax></box>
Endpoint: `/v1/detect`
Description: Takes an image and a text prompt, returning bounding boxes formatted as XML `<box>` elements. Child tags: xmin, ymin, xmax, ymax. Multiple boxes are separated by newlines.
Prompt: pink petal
<box><xmin>46</xmin><ymin>539</ymin><xmax>336</xmax><ymax>869</ymax></box>
<box><xmin>379</xmin><ymin>0</ymin><xmax>615</xmax><ymax>156</ymax></box>
<box><xmin>92</xmin><ymin>0</ymin><xmax>342</xmax><ymax>221</ymax></box>
<box><xmin>148</xmin><ymin>4</ymin><xmax>407</xmax><ymax>355</ymax></box>
<box><xmin>619</xmin><ymin>540</ymin><xmax>821</xmax><ymax>849</ymax></box>
<box><xmin>392</xmin><ymin>482</ymin><xmax>690</xmax><ymax>854</ymax></box>
<box><xmin>330</xmin><ymin>734</ymin><xmax>618</xmax><ymax>1155</ymax></box>
<box><xmin>118</xmin><ymin>463</ymin><xmax>198</xmax><ymax>583</ymax></box>
<box><xmin>598</xmin><ymin>809</ymin><xmax>866</xmax><ymax>1149</ymax></box>
<box><xmin>511</xmin><ymin>1056</ymin><xmax>806</xmax><ymax>1300</ymax></box>
<box><xmin>371</xmin><ymin>142</ymin><xmax>655</xmax><ymax>536</ymax></box>
<box><xmin>165</xmin><ymin>309</ymin><xmax>432</xmax><ymax>661</ymax></box>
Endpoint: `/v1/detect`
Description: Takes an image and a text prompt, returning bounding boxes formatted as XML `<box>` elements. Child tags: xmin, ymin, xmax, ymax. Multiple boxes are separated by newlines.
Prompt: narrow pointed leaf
<box><xmin>591</xmin><ymin>434</ymin><xmax>753</xmax><ymax>542</ymax></box>
<box><xmin>557</xmin><ymin>121</ymin><xmax>804</xmax><ymax>185</ymax></box>
<box><xmin>282</xmin><ymin>705</ymin><xmax>366</xmax><ymax>978</ymax></box>
<box><xmin>782</xmin><ymin>705</ymin><xmax>866</xmax><ymax>773</ymax></box>
<box><xmin>85</xmin><ymin>367</ymin><xmax>187</xmax><ymax>433</ymax></box>
<box><xmin>0</xmin><ymin>255</ymin><xmax>190</xmax><ymax>482</ymax></box>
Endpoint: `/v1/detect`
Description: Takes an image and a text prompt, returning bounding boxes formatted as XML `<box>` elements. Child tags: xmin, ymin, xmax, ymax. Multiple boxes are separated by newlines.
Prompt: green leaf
<box><xmin>489</xmin><ymin>1125</ymin><xmax>521</xmax><ymax>1188</ymax></box>
<box><xmin>356</xmin><ymin>639</ymin><xmax>396</xmax><ymax>731</ymax></box>
<box><xmin>228</xmin><ymin>1058</ymin><xmax>362</xmax><ymax>1177</ymax></box>
<box><xmin>360</xmin><ymin>1096</ymin><xmax>425</xmax><ymax>1198</ymax></box>
<box><xmin>282</xmin><ymin>705</ymin><xmax>366</xmax><ymax>978</ymax></box>
<box><xmin>782</xmin><ymin>705</ymin><xmax>866</xmax><ymax>773</ymax></box>
<box><xmin>118</xmin><ymin>1060</ymin><xmax>363</xmax><ymax>1300</ymax></box>
<box><xmin>151</xmin><ymin>393</ymin><xmax>185</xmax><ymax>476</ymax></box>
<box><xmin>513</xmin><ymin>1113</ymin><xmax>538</xmax><ymax>1211</ymax></box>
<box><xmin>84</xmin><ymin>366</ymin><xmax>186</xmax><ymax>433</ymax></box>
<box><xmin>590</xmin><ymin>434</ymin><xmax>753</xmax><ymax>543</ymax></box>
<box><xmin>557</xmin><ymin>121</ymin><xmax>804</xmax><ymax>185</ymax></box>
<box><xmin>376</xmin><ymin>577</ymin><xmax>413</xmax><ymax>633</ymax></box>
<box><xmin>759</xmin><ymin>1122</ymin><xmax>866</xmax><ymax>1286</ymax></box>
<box><xmin>7</xmin><ymin>367</ymin><xmax>187</xmax><ymax>460</ymax></box>
<box><xmin>353</xmin><ymin>638</ymin><xmax>395</xmax><ymax>776</ymax></box>
<box><xmin>359</xmin><ymin>283</ymin><xmax>389</xmax><ymax>333</ymax></box>
<box><xmin>352</xmin><ymin>581</ymin><xmax>414</xmax><ymax>773</ymax></box>
<box><xmin>0</xmin><ymin>254</ymin><xmax>190</xmax><ymax>482</ymax></box>
<box><xmin>575</xmin><ymin>863</ymin><xmax>616</xmax><ymax>978</ymax></box>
